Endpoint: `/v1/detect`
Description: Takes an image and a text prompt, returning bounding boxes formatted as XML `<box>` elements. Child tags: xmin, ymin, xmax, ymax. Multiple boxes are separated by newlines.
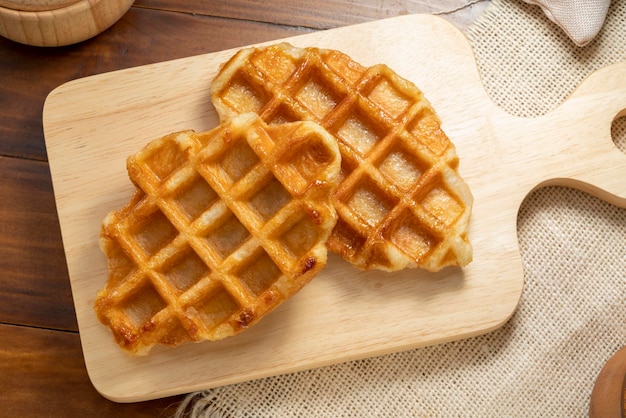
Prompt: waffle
<box><xmin>95</xmin><ymin>112</ymin><xmax>341</xmax><ymax>355</ymax></box>
<box><xmin>211</xmin><ymin>43</ymin><xmax>473</xmax><ymax>272</ymax></box>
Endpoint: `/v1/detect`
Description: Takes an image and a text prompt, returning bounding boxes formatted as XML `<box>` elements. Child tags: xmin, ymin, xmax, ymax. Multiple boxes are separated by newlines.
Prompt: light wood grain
<box><xmin>0</xmin><ymin>5</ymin><xmax>302</xmax><ymax>162</ymax></box>
<box><xmin>42</xmin><ymin>14</ymin><xmax>626</xmax><ymax>402</ymax></box>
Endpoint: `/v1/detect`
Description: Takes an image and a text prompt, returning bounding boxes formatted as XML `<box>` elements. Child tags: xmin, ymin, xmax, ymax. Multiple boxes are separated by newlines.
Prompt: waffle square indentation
<box><xmin>121</xmin><ymin>281</ymin><xmax>167</xmax><ymax>327</ymax></box>
<box><xmin>279</xmin><ymin>214</ymin><xmax>321</xmax><ymax>259</ymax></box>
<box><xmin>407</xmin><ymin>108</ymin><xmax>450</xmax><ymax>156</ymax></box>
<box><xmin>204</xmin><ymin>214</ymin><xmax>250</xmax><ymax>259</ymax></box>
<box><xmin>295</xmin><ymin>71</ymin><xmax>344</xmax><ymax>119</ymax></box>
<box><xmin>336</xmin><ymin>109</ymin><xmax>386</xmax><ymax>156</ymax></box>
<box><xmin>218</xmin><ymin>136</ymin><xmax>260</xmax><ymax>184</ymax></box>
<box><xmin>221</xmin><ymin>72</ymin><xmax>270</xmax><ymax>115</ymax></box>
<box><xmin>421</xmin><ymin>184</ymin><xmax>463</xmax><ymax>227</ymax></box>
<box><xmin>367</xmin><ymin>77</ymin><xmax>411</xmax><ymax>120</ymax></box>
<box><xmin>130</xmin><ymin>209</ymin><xmax>178</xmax><ymax>257</ymax></box>
<box><xmin>251</xmin><ymin>49</ymin><xmax>298</xmax><ymax>84</ymax></box>
<box><xmin>103</xmin><ymin>240</ymin><xmax>137</xmax><ymax>288</ymax></box>
<box><xmin>144</xmin><ymin>138</ymin><xmax>188</xmax><ymax>182</ymax></box>
<box><xmin>389</xmin><ymin>212</ymin><xmax>437</xmax><ymax>260</ymax></box>
<box><xmin>160</xmin><ymin>248</ymin><xmax>210</xmax><ymax>293</ymax></box>
<box><xmin>194</xmin><ymin>285</ymin><xmax>240</xmax><ymax>329</ymax></box>
<box><xmin>174</xmin><ymin>175</ymin><xmax>219</xmax><ymax>222</ymax></box>
<box><xmin>347</xmin><ymin>178</ymin><xmax>397</xmax><ymax>227</ymax></box>
<box><xmin>248</xmin><ymin>177</ymin><xmax>292</xmax><ymax>222</ymax></box>
<box><xmin>287</xmin><ymin>135</ymin><xmax>336</xmax><ymax>184</ymax></box>
<box><xmin>236</xmin><ymin>249</ymin><xmax>282</xmax><ymax>297</ymax></box>
<box><xmin>378</xmin><ymin>147</ymin><xmax>425</xmax><ymax>191</ymax></box>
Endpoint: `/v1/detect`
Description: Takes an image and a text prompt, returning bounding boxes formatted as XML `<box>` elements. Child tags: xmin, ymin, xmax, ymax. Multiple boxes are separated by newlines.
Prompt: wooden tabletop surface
<box><xmin>0</xmin><ymin>1</ymin><xmax>485</xmax><ymax>415</ymax></box>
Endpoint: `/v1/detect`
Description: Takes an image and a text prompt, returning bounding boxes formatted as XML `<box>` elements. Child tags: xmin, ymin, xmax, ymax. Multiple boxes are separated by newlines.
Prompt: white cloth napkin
<box><xmin>523</xmin><ymin>0</ymin><xmax>611</xmax><ymax>46</ymax></box>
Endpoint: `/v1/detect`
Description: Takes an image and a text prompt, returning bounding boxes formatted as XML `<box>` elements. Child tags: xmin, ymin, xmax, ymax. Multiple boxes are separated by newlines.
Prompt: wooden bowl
<box><xmin>0</xmin><ymin>0</ymin><xmax>134</xmax><ymax>46</ymax></box>
<box><xmin>589</xmin><ymin>345</ymin><xmax>626</xmax><ymax>417</ymax></box>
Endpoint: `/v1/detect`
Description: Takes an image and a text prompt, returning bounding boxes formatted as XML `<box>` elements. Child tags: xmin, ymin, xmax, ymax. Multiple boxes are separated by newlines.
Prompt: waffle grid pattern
<box><xmin>96</xmin><ymin>113</ymin><xmax>340</xmax><ymax>355</ymax></box>
<box><xmin>212</xmin><ymin>44</ymin><xmax>473</xmax><ymax>271</ymax></box>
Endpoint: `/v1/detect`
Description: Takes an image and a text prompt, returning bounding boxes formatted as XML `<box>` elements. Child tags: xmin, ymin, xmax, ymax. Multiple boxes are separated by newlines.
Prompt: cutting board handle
<box><xmin>499</xmin><ymin>61</ymin><xmax>626</xmax><ymax>209</ymax></box>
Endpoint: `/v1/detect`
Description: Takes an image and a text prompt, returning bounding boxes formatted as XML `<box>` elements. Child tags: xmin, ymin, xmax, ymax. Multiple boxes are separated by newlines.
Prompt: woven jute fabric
<box><xmin>177</xmin><ymin>1</ymin><xmax>626</xmax><ymax>416</ymax></box>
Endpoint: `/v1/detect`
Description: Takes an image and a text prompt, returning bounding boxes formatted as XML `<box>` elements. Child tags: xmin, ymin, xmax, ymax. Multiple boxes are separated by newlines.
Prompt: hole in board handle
<box><xmin>612</xmin><ymin>110</ymin><xmax>626</xmax><ymax>154</ymax></box>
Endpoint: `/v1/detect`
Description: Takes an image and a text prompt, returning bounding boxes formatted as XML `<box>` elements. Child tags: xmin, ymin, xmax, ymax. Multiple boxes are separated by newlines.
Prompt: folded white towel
<box><xmin>523</xmin><ymin>0</ymin><xmax>611</xmax><ymax>46</ymax></box>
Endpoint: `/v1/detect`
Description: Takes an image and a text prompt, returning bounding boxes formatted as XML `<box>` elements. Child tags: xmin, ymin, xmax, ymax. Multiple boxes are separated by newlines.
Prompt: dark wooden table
<box><xmin>0</xmin><ymin>1</ymin><xmax>482</xmax><ymax>415</ymax></box>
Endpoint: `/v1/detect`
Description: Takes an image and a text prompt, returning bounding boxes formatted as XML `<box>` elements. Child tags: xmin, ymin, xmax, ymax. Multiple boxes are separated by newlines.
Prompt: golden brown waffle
<box><xmin>95</xmin><ymin>113</ymin><xmax>340</xmax><ymax>355</ymax></box>
<box><xmin>211</xmin><ymin>43</ymin><xmax>473</xmax><ymax>272</ymax></box>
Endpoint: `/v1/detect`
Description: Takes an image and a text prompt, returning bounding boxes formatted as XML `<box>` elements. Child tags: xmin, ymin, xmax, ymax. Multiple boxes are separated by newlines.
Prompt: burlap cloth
<box><xmin>176</xmin><ymin>1</ymin><xmax>626</xmax><ymax>416</ymax></box>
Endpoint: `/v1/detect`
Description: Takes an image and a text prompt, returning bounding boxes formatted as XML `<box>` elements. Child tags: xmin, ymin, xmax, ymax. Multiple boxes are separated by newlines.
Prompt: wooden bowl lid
<box><xmin>0</xmin><ymin>0</ymin><xmax>81</xmax><ymax>12</ymax></box>
<box><xmin>0</xmin><ymin>0</ymin><xmax>135</xmax><ymax>46</ymax></box>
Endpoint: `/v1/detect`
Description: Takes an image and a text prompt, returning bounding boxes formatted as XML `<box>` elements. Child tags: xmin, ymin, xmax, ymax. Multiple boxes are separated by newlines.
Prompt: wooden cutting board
<box><xmin>42</xmin><ymin>14</ymin><xmax>626</xmax><ymax>402</ymax></box>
